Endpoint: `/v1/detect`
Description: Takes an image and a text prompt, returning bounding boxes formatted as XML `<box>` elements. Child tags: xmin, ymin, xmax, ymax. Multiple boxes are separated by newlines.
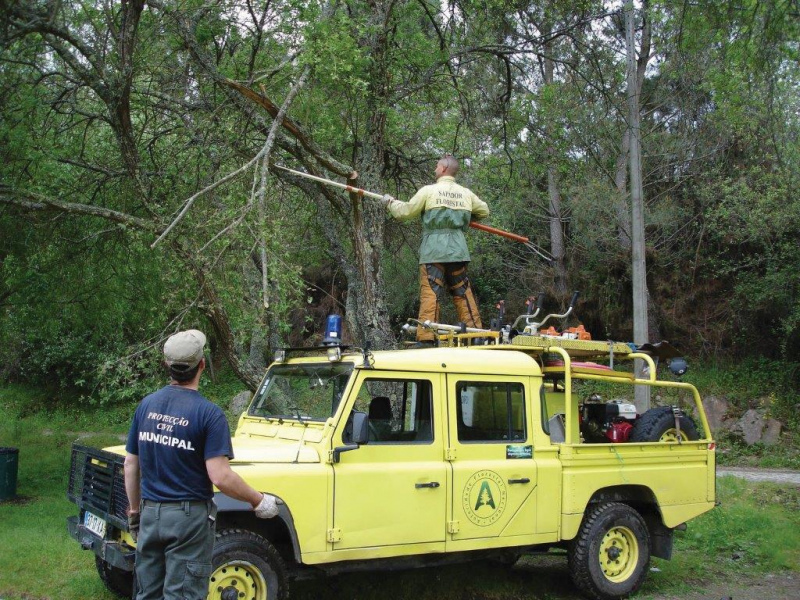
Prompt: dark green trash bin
<box><xmin>0</xmin><ymin>447</ymin><xmax>19</xmax><ymax>501</ymax></box>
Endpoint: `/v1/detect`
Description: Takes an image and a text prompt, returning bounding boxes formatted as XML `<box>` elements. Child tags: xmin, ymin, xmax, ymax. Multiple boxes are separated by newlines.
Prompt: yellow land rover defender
<box><xmin>67</xmin><ymin>298</ymin><xmax>715</xmax><ymax>600</ymax></box>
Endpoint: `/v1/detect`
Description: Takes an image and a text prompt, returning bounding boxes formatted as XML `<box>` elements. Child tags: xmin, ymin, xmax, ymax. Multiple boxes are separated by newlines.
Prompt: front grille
<box><xmin>67</xmin><ymin>444</ymin><xmax>128</xmax><ymax>530</ymax></box>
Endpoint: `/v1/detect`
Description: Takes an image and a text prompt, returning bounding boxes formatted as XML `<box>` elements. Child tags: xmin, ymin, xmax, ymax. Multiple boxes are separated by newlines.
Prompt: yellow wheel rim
<box><xmin>660</xmin><ymin>428</ymin><xmax>681</xmax><ymax>443</ymax></box>
<box><xmin>209</xmin><ymin>560</ymin><xmax>268</xmax><ymax>600</ymax></box>
<box><xmin>599</xmin><ymin>525</ymin><xmax>639</xmax><ymax>583</ymax></box>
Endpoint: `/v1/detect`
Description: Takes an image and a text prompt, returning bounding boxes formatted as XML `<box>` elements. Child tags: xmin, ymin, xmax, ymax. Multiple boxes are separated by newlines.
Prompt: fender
<box><xmin>213</xmin><ymin>492</ymin><xmax>302</xmax><ymax>562</ymax></box>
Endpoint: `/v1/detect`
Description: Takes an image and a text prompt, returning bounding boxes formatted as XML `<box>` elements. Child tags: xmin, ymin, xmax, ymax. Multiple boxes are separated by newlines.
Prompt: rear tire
<box><xmin>95</xmin><ymin>556</ymin><xmax>133</xmax><ymax>599</ymax></box>
<box><xmin>210</xmin><ymin>528</ymin><xmax>289</xmax><ymax>600</ymax></box>
<box><xmin>568</xmin><ymin>502</ymin><xmax>650</xmax><ymax>600</ymax></box>
<box><xmin>630</xmin><ymin>406</ymin><xmax>699</xmax><ymax>442</ymax></box>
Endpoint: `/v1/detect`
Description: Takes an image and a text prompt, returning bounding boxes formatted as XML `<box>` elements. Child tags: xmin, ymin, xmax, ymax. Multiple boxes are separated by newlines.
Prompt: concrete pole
<box><xmin>625</xmin><ymin>0</ymin><xmax>651</xmax><ymax>412</ymax></box>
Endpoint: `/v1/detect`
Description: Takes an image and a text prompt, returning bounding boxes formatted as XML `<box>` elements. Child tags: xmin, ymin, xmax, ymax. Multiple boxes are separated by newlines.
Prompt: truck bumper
<box><xmin>67</xmin><ymin>516</ymin><xmax>135</xmax><ymax>571</ymax></box>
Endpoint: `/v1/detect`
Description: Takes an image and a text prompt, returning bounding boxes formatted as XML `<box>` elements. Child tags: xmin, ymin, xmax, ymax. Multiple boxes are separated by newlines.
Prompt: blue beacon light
<box><xmin>323</xmin><ymin>314</ymin><xmax>343</xmax><ymax>345</ymax></box>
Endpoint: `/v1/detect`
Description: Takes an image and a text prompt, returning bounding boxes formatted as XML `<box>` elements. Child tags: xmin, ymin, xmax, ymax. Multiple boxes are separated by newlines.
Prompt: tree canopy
<box><xmin>1</xmin><ymin>0</ymin><xmax>797</xmax><ymax>398</ymax></box>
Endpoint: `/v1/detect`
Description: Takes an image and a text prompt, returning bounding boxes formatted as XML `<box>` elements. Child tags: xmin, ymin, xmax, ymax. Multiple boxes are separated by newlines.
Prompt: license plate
<box><xmin>84</xmin><ymin>511</ymin><xmax>107</xmax><ymax>538</ymax></box>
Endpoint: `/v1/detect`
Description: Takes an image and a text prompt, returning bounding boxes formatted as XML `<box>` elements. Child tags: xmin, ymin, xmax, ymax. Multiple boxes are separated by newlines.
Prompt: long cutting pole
<box><xmin>274</xmin><ymin>164</ymin><xmax>552</xmax><ymax>262</ymax></box>
<box><xmin>274</xmin><ymin>164</ymin><xmax>384</xmax><ymax>199</ymax></box>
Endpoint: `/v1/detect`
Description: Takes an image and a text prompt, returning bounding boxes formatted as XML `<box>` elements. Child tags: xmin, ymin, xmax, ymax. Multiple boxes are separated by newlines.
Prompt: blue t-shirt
<box><xmin>125</xmin><ymin>385</ymin><xmax>233</xmax><ymax>502</ymax></box>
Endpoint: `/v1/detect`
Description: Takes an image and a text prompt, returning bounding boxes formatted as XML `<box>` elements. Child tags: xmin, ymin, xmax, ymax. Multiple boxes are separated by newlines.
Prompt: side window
<box><xmin>541</xmin><ymin>383</ymin><xmax>566</xmax><ymax>443</ymax></box>
<box><xmin>457</xmin><ymin>381</ymin><xmax>526</xmax><ymax>443</ymax></box>
<box><xmin>352</xmin><ymin>378</ymin><xmax>434</xmax><ymax>444</ymax></box>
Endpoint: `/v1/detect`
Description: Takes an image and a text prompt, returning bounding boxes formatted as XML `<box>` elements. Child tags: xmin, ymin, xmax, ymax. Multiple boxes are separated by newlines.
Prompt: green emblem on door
<box><xmin>462</xmin><ymin>470</ymin><xmax>507</xmax><ymax>527</ymax></box>
<box><xmin>474</xmin><ymin>480</ymin><xmax>496</xmax><ymax>510</ymax></box>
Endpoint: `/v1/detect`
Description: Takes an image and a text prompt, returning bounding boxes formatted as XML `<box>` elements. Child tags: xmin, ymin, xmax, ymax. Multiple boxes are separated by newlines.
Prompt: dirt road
<box><xmin>717</xmin><ymin>466</ymin><xmax>800</xmax><ymax>486</ymax></box>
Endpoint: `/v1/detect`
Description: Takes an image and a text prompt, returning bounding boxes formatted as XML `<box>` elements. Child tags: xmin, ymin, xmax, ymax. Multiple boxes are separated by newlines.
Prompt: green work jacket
<box><xmin>388</xmin><ymin>176</ymin><xmax>490</xmax><ymax>264</ymax></box>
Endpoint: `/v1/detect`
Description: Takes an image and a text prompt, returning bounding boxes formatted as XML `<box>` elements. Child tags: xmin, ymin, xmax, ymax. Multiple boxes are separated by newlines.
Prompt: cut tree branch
<box><xmin>0</xmin><ymin>187</ymin><xmax>155</xmax><ymax>231</ymax></box>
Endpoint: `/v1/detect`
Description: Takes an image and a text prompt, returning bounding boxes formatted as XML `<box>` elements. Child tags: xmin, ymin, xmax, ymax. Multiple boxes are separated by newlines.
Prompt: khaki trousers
<box><xmin>417</xmin><ymin>262</ymin><xmax>482</xmax><ymax>341</ymax></box>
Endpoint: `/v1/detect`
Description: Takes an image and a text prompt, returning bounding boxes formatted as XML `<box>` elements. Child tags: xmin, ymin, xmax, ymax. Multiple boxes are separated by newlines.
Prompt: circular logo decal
<box><xmin>462</xmin><ymin>470</ymin><xmax>507</xmax><ymax>527</ymax></box>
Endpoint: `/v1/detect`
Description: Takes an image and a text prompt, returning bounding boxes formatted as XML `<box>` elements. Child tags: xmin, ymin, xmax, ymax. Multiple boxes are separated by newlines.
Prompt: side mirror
<box><xmin>334</xmin><ymin>411</ymin><xmax>369</xmax><ymax>463</ymax></box>
<box><xmin>349</xmin><ymin>411</ymin><xmax>369</xmax><ymax>445</ymax></box>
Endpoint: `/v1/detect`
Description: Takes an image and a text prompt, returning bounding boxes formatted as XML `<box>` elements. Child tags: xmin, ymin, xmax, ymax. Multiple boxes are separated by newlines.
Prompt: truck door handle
<box><xmin>415</xmin><ymin>482</ymin><xmax>440</xmax><ymax>489</ymax></box>
<box><xmin>508</xmin><ymin>478</ymin><xmax>530</xmax><ymax>484</ymax></box>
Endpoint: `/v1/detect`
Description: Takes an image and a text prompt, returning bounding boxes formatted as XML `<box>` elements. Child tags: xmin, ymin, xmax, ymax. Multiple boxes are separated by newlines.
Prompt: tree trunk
<box><xmin>342</xmin><ymin>0</ymin><xmax>396</xmax><ymax>350</ymax></box>
<box><xmin>614</xmin><ymin>130</ymin><xmax>632</xmax><ymax>249</ymax></box>
<box><xmin>193</xmin><ymin>264</ymin><xmax>262</xmax><ymax>391</ymax></box>
<box><xmin>543</xmin><ymin>50</ymin><xmax>569</xmax><ymax>298</ymax></box>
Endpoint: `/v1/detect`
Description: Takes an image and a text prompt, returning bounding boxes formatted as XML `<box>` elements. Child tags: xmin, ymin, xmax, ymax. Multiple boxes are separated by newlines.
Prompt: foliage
<box><xmin>0</xmin><ymin>0</ymin><xmax>798</xmax><ymax>400</ymax></box>
<box><xmin>716</xmin><ymin>434</ymin><xmax>800</xmax><ymax>470</ymax></box>
<box><xmin>683</xmin><ymin>357</ymin><xmax>800</xmax><ymax>430</ymax></box>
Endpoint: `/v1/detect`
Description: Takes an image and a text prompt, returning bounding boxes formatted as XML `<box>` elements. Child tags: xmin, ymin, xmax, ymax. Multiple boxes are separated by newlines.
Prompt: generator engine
<box><xmin>580</xmin><ymin>395</ymin><xmax>638</xmax><ymax>443</ymax></box>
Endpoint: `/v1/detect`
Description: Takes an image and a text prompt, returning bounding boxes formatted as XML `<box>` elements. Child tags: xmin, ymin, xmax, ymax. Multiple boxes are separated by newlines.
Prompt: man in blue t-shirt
<box><xmin>124</xmin><ymin>329</ymin><xmax>278</xmax><ymax>600</ymax></box>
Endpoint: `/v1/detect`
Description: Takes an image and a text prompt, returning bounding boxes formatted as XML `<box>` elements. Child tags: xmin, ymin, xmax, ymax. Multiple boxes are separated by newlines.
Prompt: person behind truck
<box><xmin>382</xmin><ymin>154</ymin><xmax>490</xmax><ymax>347</ymax></box>
<box><xmin>123</xmin><ymin>329</ymin><xmax>278</xmax><ymax>600</ymax></box>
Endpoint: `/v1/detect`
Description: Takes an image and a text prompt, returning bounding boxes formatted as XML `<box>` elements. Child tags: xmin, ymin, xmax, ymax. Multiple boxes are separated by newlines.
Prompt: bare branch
<box><xmin>224</xmin><ymin>79</ymin><xmax>357</xmax><ymax>179</ymax></box>
<box><xmin>0</xmin><ymin>186</ymin><xmax>155</xmax><ymax>231</ymax></box>
<box><xmin>151</xmin><ymin>66</ymin><xmax>312</xmax><ymax>249</ymax></box>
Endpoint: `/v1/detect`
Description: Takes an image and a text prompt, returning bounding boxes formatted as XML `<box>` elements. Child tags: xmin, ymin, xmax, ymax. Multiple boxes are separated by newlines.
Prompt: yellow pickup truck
<box><xmin>67</xmin><ymin>334</ymin><xmax>715</xmax><ymax>600</ymax></box>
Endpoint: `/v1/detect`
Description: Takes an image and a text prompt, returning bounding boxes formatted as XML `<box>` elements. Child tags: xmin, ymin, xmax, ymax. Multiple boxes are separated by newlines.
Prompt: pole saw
<box><xmin>274</xmin><ymin>164</ymin><xmax>553</xmax><ymax>263</ymax></box>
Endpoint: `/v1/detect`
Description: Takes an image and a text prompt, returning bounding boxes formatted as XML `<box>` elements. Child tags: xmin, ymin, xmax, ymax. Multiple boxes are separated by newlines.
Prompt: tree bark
<box><xmin>543</xmin><ymin>46</ymin><xmax>569</xmax><ymax>298</ymax></box>
<box><xmin>345</xmin><ymin>1</ymin><xmax>395</xmax><ymax>350</ymax></box>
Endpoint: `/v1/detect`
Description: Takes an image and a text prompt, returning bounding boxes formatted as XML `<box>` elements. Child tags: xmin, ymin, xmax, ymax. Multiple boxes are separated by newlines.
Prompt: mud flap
<box><xmin>643</xmin><ymin>513</ymin><xmax>674</xmax><ymax>560</ymax></box>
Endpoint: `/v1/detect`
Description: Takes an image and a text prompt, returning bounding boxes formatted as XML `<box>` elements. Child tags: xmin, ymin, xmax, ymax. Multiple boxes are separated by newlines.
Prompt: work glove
<box><xmin>127</xmin><ymin>511</ymin><xmax>140</xmax><ymax>541</ymax></box>
<box><xmin>381</xmin><ymin>194</ymin><xmax>396</xmax><ymax>207</ymax></box>
<box><xmin>254</xmin><ymin>493</ymin><xmax>280</xmax><ymax>519</ymax></box>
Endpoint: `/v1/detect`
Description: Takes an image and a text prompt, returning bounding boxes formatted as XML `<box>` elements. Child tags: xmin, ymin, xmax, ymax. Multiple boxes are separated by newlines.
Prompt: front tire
<box><xmin>95</xmin><ymin>556</ymin><xmax>133</xmax><ymax>599</ymax></box>
<box><xmin>210</xmin><ymin>529</ymin><xmax>289</xmax><ymax>600</ymax></box>
<box><xmin>568</xmin><ymin>502</ymin><xmax>650</xmax><ymax>600</ymax></box>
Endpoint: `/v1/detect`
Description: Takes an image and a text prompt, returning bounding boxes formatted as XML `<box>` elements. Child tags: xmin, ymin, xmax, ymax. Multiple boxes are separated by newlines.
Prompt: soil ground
<box><xmin>647</xmin><ymin>573</ymin><xmax>799</xmax><ymax>600</ymax></box>
<box><xmin>509</xmin><ymin>555</ymin><xmax>799</xmax><ymax>600</ymax></box>
<box><xmin>294</xmin><ymin>555</ymin><xmax>800</xmax><ymax>600</ymax></box>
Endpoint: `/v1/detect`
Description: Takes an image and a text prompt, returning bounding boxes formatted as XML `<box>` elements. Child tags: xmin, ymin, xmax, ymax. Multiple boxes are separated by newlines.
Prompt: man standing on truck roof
<box><xmin>123</xmin><ymin>329</ymin><xmax>278</xmax><ymax>600</ymax></box>
<box><xmin>382</xmin><ymin>154</ymin><xmax>490</xmax><ymax>347</ymax></box>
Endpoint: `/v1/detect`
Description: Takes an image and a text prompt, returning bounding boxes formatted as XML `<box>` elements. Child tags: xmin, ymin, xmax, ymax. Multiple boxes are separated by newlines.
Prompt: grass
<box><xmin>0</xmin><ymin>386</ymin><xmax>124</xmax><ymax>600</ymax></box>
<box><xmin>1</xmin><ymin>379</ymin><xmax>798</xmax><ymax>600</ymax></box>
<box><xmin>715</xmin><ymin>432</ymin><xmax>800</xmax><ymax>469</ymax></box>
<box><xmin>0</xmin><ymin>379</ymin><xmax>251</xmax><ymax>600</ymax></box>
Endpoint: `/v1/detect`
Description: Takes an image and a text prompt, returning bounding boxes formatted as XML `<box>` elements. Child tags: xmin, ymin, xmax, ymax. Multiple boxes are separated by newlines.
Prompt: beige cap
<box><xmin>164</xmin><ymin>329</ymin><xmax>207</xmax><ymax>368</ymax></box>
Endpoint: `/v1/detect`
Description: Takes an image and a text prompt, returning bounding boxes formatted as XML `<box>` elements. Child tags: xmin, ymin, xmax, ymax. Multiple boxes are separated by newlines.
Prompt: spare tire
<box><xmin>630</xmin><ymin>406</ymin><xmax>699</xmax><ymax>443</ymax></box>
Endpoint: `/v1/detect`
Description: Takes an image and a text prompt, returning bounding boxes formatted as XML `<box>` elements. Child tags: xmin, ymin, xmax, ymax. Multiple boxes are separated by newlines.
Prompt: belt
<box><xmin>142</xmin><ymin>499</ymin><xmax>209</xmax><ymax>507</ymax></box>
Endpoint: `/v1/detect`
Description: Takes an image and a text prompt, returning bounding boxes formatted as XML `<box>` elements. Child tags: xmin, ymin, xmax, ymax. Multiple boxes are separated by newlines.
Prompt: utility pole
<box><xmin>625</xmin><ymin>0</ymin><xmax>651</xmax><ymax>412</ymax></box>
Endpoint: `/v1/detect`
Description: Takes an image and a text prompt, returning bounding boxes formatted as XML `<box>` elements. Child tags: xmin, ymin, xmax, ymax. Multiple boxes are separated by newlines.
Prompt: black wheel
<box><xmin>630</xmin><ymin>406</ymin><xmax>699</xmax><ymax>443</ymax></box>
<box><xmin>568</xmin><ymin>502</ymin><xmax>650</xmax><ymax>600</ymax></box>
<box><xmin>95</xmin><ymin>555</ymin><xmax>133</xmax><ymax>599</ymax></box>
<box><xmin>210</xmin><ymin>529</ymin><xmax>289</xmax><ymax>600</ymax></box>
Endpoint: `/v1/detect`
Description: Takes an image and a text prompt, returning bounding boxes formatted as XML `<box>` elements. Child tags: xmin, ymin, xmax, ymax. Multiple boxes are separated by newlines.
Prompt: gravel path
<box><xmin>717</xmin><ymin>466</ymin><xmax>800</xmax><ymax>485</ymax></box>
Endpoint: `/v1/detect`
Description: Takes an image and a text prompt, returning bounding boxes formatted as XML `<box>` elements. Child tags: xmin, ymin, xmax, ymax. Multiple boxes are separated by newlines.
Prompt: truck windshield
<box><xmin>248</xmin><ymin>362</ymin><xmax>354</xmax><ymax>421</ymax></box>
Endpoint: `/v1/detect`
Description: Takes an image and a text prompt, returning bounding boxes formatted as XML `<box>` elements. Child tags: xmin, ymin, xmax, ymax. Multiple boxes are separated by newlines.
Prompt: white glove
<box><xmin>254</xmin><ymin>493</ymin><xmax>280</xmax><ymax>519</ymax></box>
<box><xmin>381</xmin><ymin>194</ymin><xmax>395</xmax><ymax>206</ymax></box>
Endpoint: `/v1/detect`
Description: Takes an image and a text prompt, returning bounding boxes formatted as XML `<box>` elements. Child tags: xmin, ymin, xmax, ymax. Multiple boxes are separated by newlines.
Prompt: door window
<box><xmin>352</xmin><ymin>378</ymin><xmax>433</xmax><ymax>443</ymax></box>
<box><xmin>456</xmin><ymin>381</ymin><xmax>526</xmax><ymax>442</ymax></box>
